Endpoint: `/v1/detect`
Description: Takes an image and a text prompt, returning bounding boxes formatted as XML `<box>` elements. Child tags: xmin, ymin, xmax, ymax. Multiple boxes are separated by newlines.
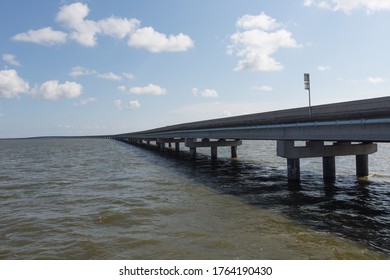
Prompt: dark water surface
<box><xmin>1</xmin><ymin>138</ymin><xmax>389</xmax><ymax>259</ymax></box>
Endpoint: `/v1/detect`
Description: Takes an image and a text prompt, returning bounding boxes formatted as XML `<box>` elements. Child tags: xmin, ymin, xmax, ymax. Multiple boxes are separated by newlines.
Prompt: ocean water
<box><xmin>0</xmin><ymin>138</ymin><xmax>389</xmax><ymax>259</ymax></box>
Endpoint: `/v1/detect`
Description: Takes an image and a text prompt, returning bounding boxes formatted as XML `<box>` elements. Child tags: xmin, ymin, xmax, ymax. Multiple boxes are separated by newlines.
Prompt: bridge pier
<box><xmin>287</xmin><ymin>158</ymin><xmax>301</xmax><ymax>181</ymax></box>
<box><xmin>277</xmin><ymin>140</ymin><xmax>377</xmax><ymax>181</ymax></box>
<box><xmin>185</xmin><ymin>138</ymin><xmax>242</xmax><ymax>160</ymax></box>
<box><xmin>323</xmin><ymin>156</ymin><xmax>336</xmax><ymax>180</ymax></box>
<box><xmin>175</xmin><ymin>142</ymin><xmax>180</xmax><ymax>154</ymax></box>
<box><xmin>231</xmin><ymin>146</ymin><xmax>238</xmax><ymax>159</ymax></box>
<box><xmin>356</xmin><ymin>154</ymin><xmax>369</xmax><ymax>177</ymax></box>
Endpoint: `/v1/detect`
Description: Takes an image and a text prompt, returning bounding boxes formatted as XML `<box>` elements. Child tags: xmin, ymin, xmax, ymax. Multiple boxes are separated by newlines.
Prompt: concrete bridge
<box><xmin>113</xmin><ymin>96</ymin><xmax>390</xmax><ymax>181</ymax></box>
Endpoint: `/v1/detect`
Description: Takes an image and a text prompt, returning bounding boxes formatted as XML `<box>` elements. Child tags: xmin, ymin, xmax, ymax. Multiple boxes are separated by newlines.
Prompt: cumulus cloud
<box><xmin>128</xmin><ymin>100</ymin><xmax>141</xmax><ymax>110</ymax></box>
<box><xmin>129</xmin><ymin>84</ymin><xmax>167</xmax><ymax>95</ymax></box>
<box><xmin>69</xmin><ymin>66</ymin><xmax>96</xmax><ymax>77</ymax></box>
<box><xmin>252</xmin><ymin>85</ymin><xmax>273</xmax><ymax>92</ymax></box>
<box><xmin>12</xmin><ymin>27</ymin><xmax>67</xmax><ymax>45</ymax></box>
<box><xmin>228</xmin><ymin>12</ymin><xmax>299</xmax><ymax>72</ymax></box>
<box><xmin>56</xmin><ymin>2</ymin><xmax>100</xmax><ymax>47</ymax></box>
<box><xmin>98</xmin><ymin>16</ymin><xmax>140</xmax><ymax>39</ymax></box>
<box><xmin>117</xmin><ymin>85</ymin><xmax>127</xmax><ymax>92</ymax></box>
<box><xmin>128</xmin><ymin>27</ymin><xmax>194</xmax><ymax>52</ymax></box>
<box><xmin>73</xmin><ymin>97</ymin><xmax>96</xmax><ymax>106</ymax></box>
<box><xmin>2</xmin><ymin>53</ymin><xmax>21</xmax><ymax>66</ymax></box>
<box><xmin>367</xmin><ymin>76</ymin><xmax>385</xmax><ymax>84</ymax></box>
<box><xmin>304</xmin><ymin>0</ymin><xmax>390</xmax><ymax>13</ymax></box>
<box><xmin>122</xmin><ymin>72</ymin><xmax>135</xmax><ymax>80</ymax></box>
<box><xmin>317</xmin><ymin>65</ymin><xmax>331</xmax><ymax>71</ymax></box>
<box><xmin>113</xmin><ymin>99</ymin><xmax>123</xmax><ymax>109</ymax></box>
<box><xmin>192</xmin><ymin>87</ymin><xmax>219</xmax><ymax>98</ymax></box>
<box><xmin>13</xmin><ymin>2</ymin><xmax>194</xmax><ymax>52</ymax></box>
<box><xmin>114</xmin><ymin>99</ymin><xmax>140</xmax><ymax>110</ymax></box>
<box><xmin>0</xmin><ymin>69</ymin><xmax>30</xmax><ymax>98</ymax></box>
<box><xmin>97</xmin><ymin>72</ymin><xmax>122</xmax><ymax>81</ymax></box>
<box><xmin>31</xmin><ymin>80</ymin><xmax>83</xmax><ymax>100</ymax></box>
<box><xmin>70</xmin><ymin>66</ymin><xmax>134</xmax><ymax>81</ymax></box>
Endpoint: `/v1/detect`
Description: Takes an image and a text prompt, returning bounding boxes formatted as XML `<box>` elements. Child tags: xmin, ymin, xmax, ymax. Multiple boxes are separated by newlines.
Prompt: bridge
<box><xmin>113</xmin><ymin>96</ymin><xmax>390</xmax><ymax>181</ymax></box>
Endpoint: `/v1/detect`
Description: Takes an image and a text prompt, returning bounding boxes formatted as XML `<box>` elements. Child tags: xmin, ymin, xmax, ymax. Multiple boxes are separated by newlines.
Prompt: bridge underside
<box><xmin>277</xmin><ymin>140</ymin><xmax>377</xmax><ymax>181</ymax></box>
<box><xmin>116</xmin><ymin>136</ymin><xmax>378</xmax><ymax>182</ymax></box>
<box><xmin>114</xmin><ymin>97</ymin><xmax>390</xmax><ymax>182</ymax></box>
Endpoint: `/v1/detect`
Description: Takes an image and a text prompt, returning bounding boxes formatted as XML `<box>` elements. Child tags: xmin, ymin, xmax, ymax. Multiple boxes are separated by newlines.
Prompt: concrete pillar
<box><xmin>211</xmin><ymin>146</ymin><xmax>218</xmax><ymax>160</ymax></box>
<box><xmin>175</xmin><ymin>142</ymin><xmax>180</xmax><ymax>154</ymax></box>
<box><xmin>159</xmin><ymin>142</ymin><xmax>165</xmax><ymax>152</ymax></box>
<box><xmin>287</xmin><ymin>158</ymin><xmax>300</xmax><ymax>181</ymax></box>
<box><xmin>190</xmin><ymin>147</ymin><xmax>196</xmax><ymax>159</ymax></box>
<box><xmin>231</xmin><ymin>146</ymin><xmax>238</xmax><ymax>158</ymax></box>
<box><xmin>356</xmin><ymin>154</ymin><xmax>369</xmax><ymax>177</ymax></box>
<box><xmin>323</xmin><ymin>156</ymin><xmax>336</xmax><ymax>180</ymax></box>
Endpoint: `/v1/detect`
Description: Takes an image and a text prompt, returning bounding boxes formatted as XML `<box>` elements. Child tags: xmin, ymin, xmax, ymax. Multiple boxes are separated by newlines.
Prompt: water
<box><xmin>0</xmin><ymin>138</ymin><xmax>389</xmax><ymax>259</ymax></box>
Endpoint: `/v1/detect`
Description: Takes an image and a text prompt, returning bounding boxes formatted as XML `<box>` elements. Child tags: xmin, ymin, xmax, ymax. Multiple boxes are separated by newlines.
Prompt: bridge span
<box><xmin>114</xmin><ymin>96</ymin><xmax>390</xmax><ymax>181</ymax></box>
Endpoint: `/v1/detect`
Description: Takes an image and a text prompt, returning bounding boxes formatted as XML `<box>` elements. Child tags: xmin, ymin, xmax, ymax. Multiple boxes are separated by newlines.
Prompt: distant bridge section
<box><xmin>114</xmin><ymin>97</ymin><xmax>390</xmax><ymax>181</ymax></box>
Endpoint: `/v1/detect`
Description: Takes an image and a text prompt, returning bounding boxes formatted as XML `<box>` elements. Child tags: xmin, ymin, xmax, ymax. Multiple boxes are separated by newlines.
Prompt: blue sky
<box><xmin>1</xmin><ymin>0</ymin><xmax>390</xmax><ymax>138</ymax></box>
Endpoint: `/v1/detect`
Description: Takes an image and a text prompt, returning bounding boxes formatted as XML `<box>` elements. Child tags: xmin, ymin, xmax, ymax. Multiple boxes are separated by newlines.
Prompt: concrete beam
<box><xmin>185</xmin><ymin>138</ymin><xmax>242</xmax><ymax>148</ymax></box>
<box><xmin>277</xmin><ymin>141</ymin><xmax>377</xmax><ymax>159</ymax></box>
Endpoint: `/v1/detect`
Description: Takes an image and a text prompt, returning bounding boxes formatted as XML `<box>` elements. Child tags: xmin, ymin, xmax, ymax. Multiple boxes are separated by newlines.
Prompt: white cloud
<box><xmin>128</xmin><ymin>27</ymin><xmax>194</xmax><ymax>53</ymax></box>
<box><xmin>98</xmin><ymin>16</ymin><xmax>140</xmax><ymax>39</ymax></box>
<box><xmin>0</xmin><ymin>69</ymin><xmax>30</xmax><ymax>98</ymax></box>
<box><xmin>117</xmin><ymin>85</ymin><xmax>127</xmax><ymax>92</ymax></box>
<box><xmin>114</xmin><ymin>99</ymin><xmax>123</xmax><ymax>109</ymax></box>
<box><xmin>70</xmin><ymin>67</ymin><xmax>134</xmax><ymax>81</ymax></box>
<box><xmin>304</xmin><ymin>0</ymin><xmax>390</xmax><ymax>13</ymax></box>
<box><xmin>129</xmin><ymin>83</ymin><xmax>167</xmax><ymax>95</ymax></box>
<box><xmin>128</xmin><ymin>100</ymin><xmax>141</xmax><ymax>110</ymax></box>
<box><xmin>318</xmin><ymin>65</ymin><xmax>331</xmax><ymax>71</ymax></box>
<box><xmin>228</xmin><ymin>12</ymin><xmax>299</xmax><ymax>72</ymax></box>
<box><xmin>173</xmin><ymin>101</ymin><xmax>283</xmax><ymax>121</ymax></box>
<box><xmin>114</xmin><ymin>99</ymin><xmax>140</xmax><ymax>110</ymax></box>
<box><xmin>12</xmin><ymin>27</ymin><xmax>67</xmax><ymax>45</ymax></box>
<box><xmin>252</xmin><ymin>85</ymin><xmax>273</xmax><ymax>92</ymax></box>
<box><xmin>69</xmin><ymin>66</ymin><xmax>96</xmax><ymax>77</ymax></box>
<box><xmin>31</xmin><ymin>80</ymin><xmax>83</xmax><ymax>100</ymax></box>
<box><xmin>73</xmin><ymin>97</ymin><xmax>96</xmax><ymax>106</ymax></box>
<box><xmin>192</xmin><ymin>87</ymin><xmax>219</xmax><ymax>98</ymax></box>
<box><xmin>2</xmin><ymin>53</ymin><xmax>21</xmax><ymax>66</ymax></box>
<box><xmin>367</xmin><ymin>76</ymin><xmax>385</xmax><ymax>84</ymax></box>
<box><xmin>97</xmin><ymin>72</ymin><xmax>122</xmax><ymax>81</ymax></box>
<box><xmin>236</xmin><ymin>13</ymin><xmax>280</xmax><ymax>31</ymax></box>
<box><xmin>13</xmin><ymin>2</ymin><xmax>194</xmax><ymax>52</ymax></box>
<box><xmin>122</xmin><ymin>72</ymin><xmax>134</xmax><ymax>80</ymax></box>
<box><xmin>56</xmin><ymin>2</ymin><xmax>100</xmax><ymax>47</ymax></box>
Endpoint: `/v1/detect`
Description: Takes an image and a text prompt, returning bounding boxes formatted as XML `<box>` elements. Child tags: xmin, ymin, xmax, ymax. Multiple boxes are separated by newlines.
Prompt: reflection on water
<box><xmin>132</xmin><ymin>140</ymin><xmax>390</xmax><ymax>256</ymax></box>
<box><xmin>0</xmin><ymin>138</ymin><xmax>389</xmax><ymax>259</ymax></box>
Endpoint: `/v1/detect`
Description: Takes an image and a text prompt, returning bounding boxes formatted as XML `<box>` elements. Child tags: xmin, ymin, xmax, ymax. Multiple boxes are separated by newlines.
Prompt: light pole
<box><xmin>304</xmin><ymin>73</ymin><xmax>312</xmax><ymax>116</ymax></box>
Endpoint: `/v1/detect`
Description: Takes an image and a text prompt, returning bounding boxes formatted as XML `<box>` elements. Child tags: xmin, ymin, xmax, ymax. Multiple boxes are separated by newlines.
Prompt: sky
<box><xmin>1</xmin><ymin>0</ymin><xmax>390</xmax><ymax>138</ymax></box>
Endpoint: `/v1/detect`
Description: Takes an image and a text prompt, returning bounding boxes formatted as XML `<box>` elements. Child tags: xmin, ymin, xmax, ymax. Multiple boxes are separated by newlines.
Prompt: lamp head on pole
<box><xmin>304</xmin><ymin>73</ymin><xmax>310</xmax><ymax>90</ymax></box>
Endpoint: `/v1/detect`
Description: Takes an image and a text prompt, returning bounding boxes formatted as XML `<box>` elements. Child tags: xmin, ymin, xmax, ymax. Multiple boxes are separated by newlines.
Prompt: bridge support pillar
<box><xmin>231</xmin><ymin>146</ymin><xmax>238</xmax><ymax>159</ymax></box>
<box><xmin>323</xmin><ymin>156</ymin><xmax>336</xmax><ymax>180</ymax></box>
<box><xmin>287</xmin><ymin>158</ymin><xmax>300</xmax><ymax>181</ymax></box>
<box><xmin>356</xmin><ymin>154</ymin><xmax>369</xmax><ymax>177</ymax></box>
<box><xmin>175</xmin><ymin>142</ymin><xmax>180</xmax><ymax>154</ymax></box>
<box><xmin>159</xmin><ymin>143</ymin><xmax>165</xmax><ymax>152</ymax></box>
<box><xmin>190</xmin><ymin>147</ymin><xmax>197</xmax><ymax>159</ymax></box>
<box><xmin>185</xmin><ymin>138</ymin><xmax>242</xmax><ymax>160</ymax></box>
<box><xmin>277</xmin><ymin>140</ymin><xmax>377</xmax><ymax>181</ymax></box>
<box><xmin>211</xmin><ymin>146</ymin><xmax>218</xmax><ymax>160</ymax></box>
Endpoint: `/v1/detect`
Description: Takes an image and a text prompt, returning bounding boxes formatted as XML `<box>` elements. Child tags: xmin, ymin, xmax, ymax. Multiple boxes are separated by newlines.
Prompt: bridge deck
<box><xmin>116</xmin><ymin>97</ymin><xmax>390</xmax><ymax>142</ymax></box>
